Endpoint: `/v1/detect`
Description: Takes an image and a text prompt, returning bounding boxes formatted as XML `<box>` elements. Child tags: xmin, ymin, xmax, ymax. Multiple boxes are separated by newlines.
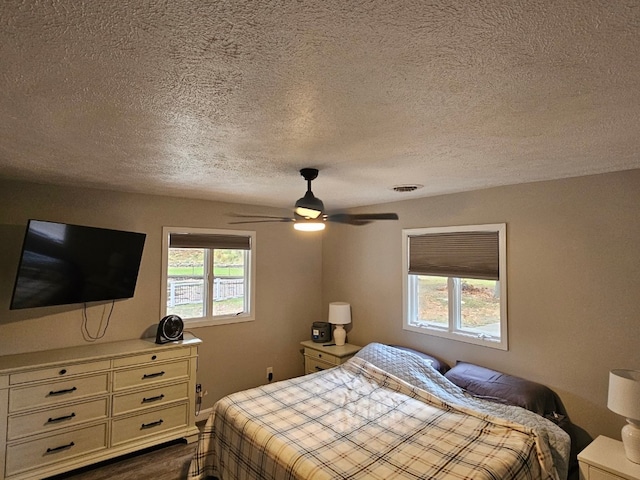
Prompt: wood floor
<box><xmin>46</xmin><ymin>439</ymin><xmax>199</xmax><ymax>480</ymax></box>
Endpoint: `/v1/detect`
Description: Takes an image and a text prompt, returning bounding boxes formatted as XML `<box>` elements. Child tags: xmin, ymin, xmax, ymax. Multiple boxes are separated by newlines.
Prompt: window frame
<box><xmin>161</xmin><ymin>226</ymin><xmax>256</xmax><ymax>327</ymax></box>
<box><xmin>402</xmin><ymin>224</ymin><xmax>508</xmax><ymax>350</ymax></box>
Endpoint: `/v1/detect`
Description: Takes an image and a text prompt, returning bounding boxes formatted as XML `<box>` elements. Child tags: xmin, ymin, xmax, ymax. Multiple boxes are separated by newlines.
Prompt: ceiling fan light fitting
<box><xmin>294</xmin><ymin>206</ymin><xmax>322</xmax><ymax>219</ymax></box>
<box><xmin>294</xmin><ymin>221</ymin><xmax>325</xmax><ymax>232</ymax></box>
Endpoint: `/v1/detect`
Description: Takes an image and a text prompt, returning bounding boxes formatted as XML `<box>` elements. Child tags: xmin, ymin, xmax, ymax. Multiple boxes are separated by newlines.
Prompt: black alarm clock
<box><xmin>156</xmin><ymin>315</ymin><xmax>184</xmax><ymax>344</ymax></box>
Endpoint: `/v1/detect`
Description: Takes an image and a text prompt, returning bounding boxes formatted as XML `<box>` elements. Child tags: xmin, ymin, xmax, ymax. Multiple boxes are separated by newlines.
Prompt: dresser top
<box><xmin>578</xmin><ymin>435</ymin><xmax>640</xmax><ymax>478</ymax></box>
<box><xmin>0</xmin><ymin>333</ymin><xmax>202</xmax><ymax>374</ymax></box>
<box><xmin>300</xmin><ymin>340</ymin><xmax>362</xmax><ymax>358</ymax></box>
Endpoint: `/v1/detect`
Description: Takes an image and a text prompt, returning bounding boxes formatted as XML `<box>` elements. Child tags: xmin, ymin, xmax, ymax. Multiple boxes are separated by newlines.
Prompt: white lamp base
<box><xmin>333</xmin><ymin>325</ymin><xmax>346</xmax><ymax>346</ymax></box>
<box><xmin>622</xmin><ymin>420</ymin><xmax>640</xmax><ymax>464</ymax></box>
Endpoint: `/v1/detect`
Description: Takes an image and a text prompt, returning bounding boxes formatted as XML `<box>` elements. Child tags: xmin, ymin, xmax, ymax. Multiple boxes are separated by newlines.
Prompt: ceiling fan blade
<box><xmin>228</xmin><ymin>218</ymin><xmax>294</xmax><ymax>224</ymax></box>
<box><xmin>228</xmin><ymin>213</ymin><xmax>293</xmax><ymax>220</ymax></box>
<box><xmin>227</xmin><ymin>213</ymin><xmax>294</xmax><ymax>224</ymax></box>
<box><xmin>326</xmin><ymin>213</ymin><xmax>399</xmax><ymax>226</ymax></box>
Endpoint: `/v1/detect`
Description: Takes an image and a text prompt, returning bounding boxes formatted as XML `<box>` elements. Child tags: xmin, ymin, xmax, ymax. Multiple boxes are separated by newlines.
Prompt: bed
<box><xmin>187</xmin><ymin>343</ymin><xmax>571</xmax><ymax>480</ymax></box>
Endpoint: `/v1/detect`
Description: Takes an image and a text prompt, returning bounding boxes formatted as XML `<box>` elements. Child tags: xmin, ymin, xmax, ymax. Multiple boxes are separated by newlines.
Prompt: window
<box><xmin>161</xmin><ymin>227</ymin><xmax>255</xmax><ymax>327</ymax></box>
<box><xmin>402</xmin><ymin>224</ymin><xmax>507</xmax><ymax>350</ymax></box>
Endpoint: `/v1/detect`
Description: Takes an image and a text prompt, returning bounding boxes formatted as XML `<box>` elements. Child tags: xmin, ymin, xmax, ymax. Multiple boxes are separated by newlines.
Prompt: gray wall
<box><xmin>1</xmin><ymin>169</ymin><xmax>639</xmax><ymax>442</ymax></box>
<box><xmin>0</xmin><ymin>180</ymin><xmax>322</xmax><ymax>406</ymax></box>
<box><xmin>322</xmin><ymin>169</ymin><xmax>640</xmax><ymax>441</ymax></box>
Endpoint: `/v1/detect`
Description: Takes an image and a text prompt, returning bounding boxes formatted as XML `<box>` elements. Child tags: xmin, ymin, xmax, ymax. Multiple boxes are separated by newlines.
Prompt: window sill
<box><xmin>404</xmin><ymin>322</ymin><xmax>507</xmax><ymax>351</ymax></box>
<box><xmin>184</xmin><ymin>314</ymin><xmax>255</xmax><ymax>328</ymax></box>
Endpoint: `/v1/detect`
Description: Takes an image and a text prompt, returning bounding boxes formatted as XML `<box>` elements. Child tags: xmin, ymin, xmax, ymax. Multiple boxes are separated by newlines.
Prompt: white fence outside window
<box><xmin>167</xmin><ymin>277</ymin><xmax>244</xmax><ymax>307</ymax></box>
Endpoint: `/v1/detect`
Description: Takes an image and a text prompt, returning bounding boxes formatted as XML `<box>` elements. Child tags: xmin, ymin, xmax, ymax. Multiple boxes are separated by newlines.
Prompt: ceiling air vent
<box><xmin>392</xmin><ymin>184</ymin><xmax>423</xmax><ymax>193</ymax></box>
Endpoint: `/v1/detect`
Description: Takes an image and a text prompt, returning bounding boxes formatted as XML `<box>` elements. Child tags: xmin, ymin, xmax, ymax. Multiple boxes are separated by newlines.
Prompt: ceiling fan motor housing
<box><xmin>299</xmin><ymin>168</ymin><xmax>319</xmax><ymax>181</ymax></box>
<box><xmin>295</xmin><ymin>168</ymin><xmax>324</xmax><ymax>218</ymax></box>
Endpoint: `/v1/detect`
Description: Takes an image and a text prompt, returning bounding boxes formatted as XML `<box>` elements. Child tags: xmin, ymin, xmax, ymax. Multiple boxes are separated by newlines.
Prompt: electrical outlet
<box><xmin>266</xmin><ymin>367</ymin><xmax>273</xmax><ymax>382</ymax></box>
<box><xmin>196</xmin><ymin>383</ymin><xmax>202</xmax><ymax>394</ymax></box>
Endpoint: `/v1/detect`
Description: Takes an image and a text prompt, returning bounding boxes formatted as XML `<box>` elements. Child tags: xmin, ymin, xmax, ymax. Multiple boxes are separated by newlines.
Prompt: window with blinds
<box><xmin>161</xmin><ymin>227</ymin><xmax>256</xmax><ymax>326</ymax></box>
<box><xmin>402</xmin><ymin>224</ymin><xmax>507</xmax><ymax>350</ymax></box>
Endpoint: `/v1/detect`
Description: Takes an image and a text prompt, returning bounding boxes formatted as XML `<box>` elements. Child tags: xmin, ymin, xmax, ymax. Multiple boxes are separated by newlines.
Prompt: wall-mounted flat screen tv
<box><xmin>10</xmin><ymin>220</ymin><xmax>146</xmax><ymax>310</ymax></box>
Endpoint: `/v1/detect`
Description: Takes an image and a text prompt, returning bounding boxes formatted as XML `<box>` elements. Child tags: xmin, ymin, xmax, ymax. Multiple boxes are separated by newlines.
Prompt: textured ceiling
<box><xmin>1</xmin><ymin>1</ymin><xmax>639</xmax><ymax>212</ymax></box>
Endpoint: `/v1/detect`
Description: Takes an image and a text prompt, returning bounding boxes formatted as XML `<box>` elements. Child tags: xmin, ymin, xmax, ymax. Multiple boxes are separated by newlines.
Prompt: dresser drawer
<box><xmin>111</xmin><ymin>403</ymin><xmax>188</xmax><ymax>446</ymax></box>
<box><xmin>304</xmin><ymin>348</ymin><xmax>339</xmax><ymax>365</ymax></box>
<box><xmin>8</xmin><ymin>397</ymin><xmax>108</xmax><ymax>440</ymax></box>
<box><xmin>10</xmin><ymin>360</ymin><xmax>111</xmax><ymax>385</ymax></box>
<box><xmin>585</xmin><ymin>466</ymin><xmax>623</xmax><ymax>480</ymax></box>
<box><xmin>113</xmin><ymin>382</ymin><xmax>189</xmax><ymax>415</ymax></box>
<box><xmin>9</xmin><ymin>373</ymin><xmax>109</xmax><ymax>413</ymax></box>
<box><xmin>305</xmin><ymin>357</ymin><xmax>335</xmax><ymax>374</ymax></box>
<box><xmin>113</xmin><ymin>348</ymin><xmax>190</xmax><ymax>368</ymax></box>
<box><xmin>113</xmin><ymin>360</ymin><xmax>189</xmax><ymax>391</ymax></box>
<box><xmin>5</xmin><ymin>422</ymin><xmax>108</xmax><ymax>477</ymax></box>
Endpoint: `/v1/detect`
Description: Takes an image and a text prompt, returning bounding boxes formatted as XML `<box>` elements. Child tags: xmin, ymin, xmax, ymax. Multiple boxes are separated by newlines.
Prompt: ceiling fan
<box><xmin>229</xmin><ymin>168</ymin><xmax>399</xmax><ymax>231</ymax></box>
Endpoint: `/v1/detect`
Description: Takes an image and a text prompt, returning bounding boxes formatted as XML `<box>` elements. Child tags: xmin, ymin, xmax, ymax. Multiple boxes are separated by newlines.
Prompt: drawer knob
<box><xmin>46</xmin><ymin>441</ymin><xmax>75</xmax><ymax>454</ymax></box>
<box><xmin>47</xmin><ymin>412</ymin><xmax>76</xmax><ymax>423</ymax></box>
<box><xmin>151</xmin><ymin>355</ymin><xmax>157</xmax><ymax>360</ymax></box>
<box><xmin>141</xmin><ymin>419</ymin><xmax>164</xmax><ymax>429</ymax></box>
<box><xmin>59</xmin><ymin>369</ymin><xmax>67</xmax><ymax>375</ymax></box>
<box><xmin>49</xmin><ymin>386</ymin><xmax>78</xmax><ymax>396</ymax></box>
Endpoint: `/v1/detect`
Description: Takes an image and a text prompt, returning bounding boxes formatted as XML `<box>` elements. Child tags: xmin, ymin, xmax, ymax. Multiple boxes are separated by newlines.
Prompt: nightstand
<box><xmin>578</xmin><ymin>435</ymin><xmax>640</xmax><ymax>480</ymax></box>
<box><xmin>300</xmin><ymin>340</ymin><xmax>361</xmax><ymax>375</ymax></box>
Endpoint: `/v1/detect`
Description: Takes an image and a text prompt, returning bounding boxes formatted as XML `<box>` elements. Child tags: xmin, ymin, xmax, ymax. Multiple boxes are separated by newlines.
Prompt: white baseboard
<box><xmin>195</xmin><ymin>407</ymin><xmax>213</xmax><ymax>424</ymax></box>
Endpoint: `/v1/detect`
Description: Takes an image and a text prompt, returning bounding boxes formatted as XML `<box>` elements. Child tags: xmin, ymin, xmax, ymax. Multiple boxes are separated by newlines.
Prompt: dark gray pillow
<box><xmin>444</xmin><ymin>361</ymin><xmax>563</xmax><ymax>417</ymax></box>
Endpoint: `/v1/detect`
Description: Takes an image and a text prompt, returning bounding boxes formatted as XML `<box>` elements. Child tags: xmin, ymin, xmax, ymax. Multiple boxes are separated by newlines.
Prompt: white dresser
<box><xmin>0</xmin><ymin>333</ymin><xmax>201</xmax><ymax>480</ymax></box>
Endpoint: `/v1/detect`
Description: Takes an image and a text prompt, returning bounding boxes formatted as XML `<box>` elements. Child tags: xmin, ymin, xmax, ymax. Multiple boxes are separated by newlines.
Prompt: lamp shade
<box><xmin>608</xmin><ymin>369</ymin><xmax>640</xmax><ymax>420</ymax></box>
<box><xmin>328</xmin><ymin>302</ymin><xmax>351</xmax><ymax>325</ymax></box>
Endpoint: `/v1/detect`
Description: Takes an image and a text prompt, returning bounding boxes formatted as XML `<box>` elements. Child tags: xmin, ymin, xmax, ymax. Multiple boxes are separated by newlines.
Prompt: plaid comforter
<box><xmin>188</xmin><ymin>356</ymin><xmax>562</xmax><ymax>480</ymax></box>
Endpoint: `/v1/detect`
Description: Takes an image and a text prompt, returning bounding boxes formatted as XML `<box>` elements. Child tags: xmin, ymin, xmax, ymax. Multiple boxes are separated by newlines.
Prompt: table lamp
<box><xmin>328</xmin><ymin>302</ymin><xmax>351</xmax><ymax>346</ymax></box>
<box><xmin>608</xmin><ymin>369</ymin><xmax>640</xmax><ymax>463</ymax></box>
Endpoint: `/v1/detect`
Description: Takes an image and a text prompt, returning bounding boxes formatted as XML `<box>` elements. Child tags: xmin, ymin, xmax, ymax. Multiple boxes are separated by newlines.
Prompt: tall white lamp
<box><xmin>328</xmin><ymin>302</ymin><xmax>351</xmax><ymax>346</ymax></box>
<box><xmin>608</xmin><ymin>369</ymin><xmax>640</xmax><ymax>464</ymax></box>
